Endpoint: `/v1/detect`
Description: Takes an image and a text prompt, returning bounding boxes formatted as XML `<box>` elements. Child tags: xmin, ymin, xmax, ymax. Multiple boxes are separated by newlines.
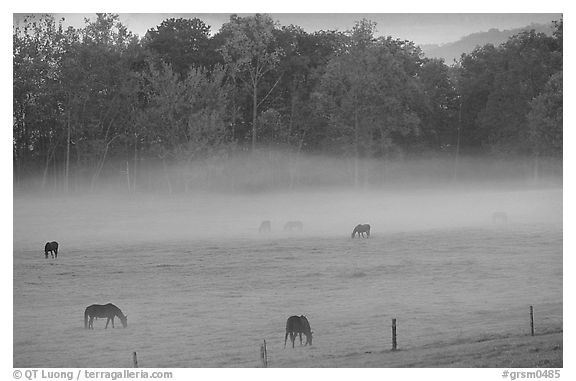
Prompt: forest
<box><xmin>13</xmin><ymin>14</ymin><xmax>563</xmax><ymax>193</ymax></box>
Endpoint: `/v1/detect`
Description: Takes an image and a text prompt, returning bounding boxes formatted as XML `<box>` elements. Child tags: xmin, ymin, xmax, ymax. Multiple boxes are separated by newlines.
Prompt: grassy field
<box><xmin>282</xmin><ymin>331</ymin><xmax>562</xmax><ymax>368</ymax></box>
<box><xmin>13</xmin><ymin>187</ymin><xmax>562</xmax><ymax>367</ymax></box>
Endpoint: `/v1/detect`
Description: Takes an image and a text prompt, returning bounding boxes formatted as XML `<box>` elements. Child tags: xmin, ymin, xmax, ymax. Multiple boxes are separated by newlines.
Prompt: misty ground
<box><xmin>13</xmin><ymin>179</ymin><xmax>562</xmax><ymax>367</ymax></box>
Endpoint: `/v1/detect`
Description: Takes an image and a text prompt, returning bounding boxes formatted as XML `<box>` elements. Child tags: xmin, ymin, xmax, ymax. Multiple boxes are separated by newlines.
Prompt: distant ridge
<box><xmin>420</xmin><ymin>22</ymin><xmax>555</xmax><ymax>64</ymax></box>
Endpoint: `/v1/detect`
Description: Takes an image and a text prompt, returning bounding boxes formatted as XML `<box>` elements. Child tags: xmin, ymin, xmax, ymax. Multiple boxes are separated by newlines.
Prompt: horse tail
<box><xmin>84</xmin><ymin>308</ymin><xmax>89</xmax><ymax>329</ymax></box>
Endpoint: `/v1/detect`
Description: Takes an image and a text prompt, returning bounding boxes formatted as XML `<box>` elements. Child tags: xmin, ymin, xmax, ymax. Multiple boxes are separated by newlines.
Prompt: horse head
<box><xmin>306</xmin><ymin>331</ymin><xmax>313</xmax><ymax>346</ymax></box>
<box><xmin>120</xmin><ymin>314</ymin><xmax>128</xmax><ymax>328</ymax></box>
<box><xmin>351</xmin><ymin>226</ymin><xmax>358</xmax><ymax>238</ymax></box>
<box><xmin>299</xmin><ymin>315</ymin><xmax>313</xmax><ymax>345</ymax></box>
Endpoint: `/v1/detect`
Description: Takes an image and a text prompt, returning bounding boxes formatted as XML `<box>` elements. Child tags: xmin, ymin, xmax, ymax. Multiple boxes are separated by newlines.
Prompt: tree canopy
<box><xmin>13</xmin><ymin>14</ymin><xmax>562</xmax><ymax>192</ymax></box>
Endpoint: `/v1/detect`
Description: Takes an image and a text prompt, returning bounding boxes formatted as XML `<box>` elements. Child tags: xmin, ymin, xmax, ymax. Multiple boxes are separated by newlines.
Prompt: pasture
<box><xmin>13</xmin><ymin>187</ymin><xmax>562</xmax><ymax>367</ymax></box>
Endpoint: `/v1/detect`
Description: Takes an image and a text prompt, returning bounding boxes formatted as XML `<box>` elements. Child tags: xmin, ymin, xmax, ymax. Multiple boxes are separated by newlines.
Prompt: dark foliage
<box><xmin>13</xmin><ymin>14</ymin><xmax>562</xmax><ymax>192</ymax></box>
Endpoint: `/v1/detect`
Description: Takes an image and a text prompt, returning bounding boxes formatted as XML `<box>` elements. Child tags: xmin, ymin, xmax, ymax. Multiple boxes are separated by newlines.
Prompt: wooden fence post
<box><xmin>133</xmin><ymin>351</ymin><xmax>138</xmax><ymax>368</ymax></box>
<box><xmin>392</xmin><ymin>318</ymin><xmax>397</xmax><ymax>351</ymax></box>
<box><xmin>260</xmin><ymin>340</ymin><xmax>268</xmax><ymax>368</ymax></box>
<box><xmin>530</xmin><ymin>306</ymin><xmax>535</xmax><ymax>336</ymax></box>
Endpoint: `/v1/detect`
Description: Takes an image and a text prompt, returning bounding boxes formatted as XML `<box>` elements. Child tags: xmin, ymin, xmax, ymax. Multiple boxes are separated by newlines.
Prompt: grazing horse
<box><xmin>84</xmin><ymin>303</ymin><xmax>128</xmax><ymax>329</ymax></box>
<box><xmin>284</xmin><ymin>315</ymin><xmax>313</xmax><ymax>348</ymax></box>
<box><xmin>284</xmin><ymin>221</ymin><xmax>303</xmax><ymax>232</ymax></box>
<box><xmin>492</xmin><ymin>212</ymin><xmax>508</xmax><ymax>224</ymax></box>
<box><xmin>351</xmin><ymin>224</ymin><xmax>371</xmax><ymax>238</ymax></box>
<box><xmin>259</xmin><ymin>220</ymin><xmax>272</xmax><ymax>233</ymax></box>
<box><xmin>44</xmin><ymin>241</ymin><xmax>59</xmax><ymax>259</ymax></box>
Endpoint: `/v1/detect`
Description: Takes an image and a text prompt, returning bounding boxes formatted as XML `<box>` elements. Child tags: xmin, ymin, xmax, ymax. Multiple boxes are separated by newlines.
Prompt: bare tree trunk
<box><xmin>230</xmin><ymin>74</ymin><xmax>238</xmax><ymax>142</ymax></box>
<box><xmin>252</xmin><ymin>80</ymin><xmax>258</xmax><ymax>152</ymax></box>
<box><xmin>291</xmin><ymin>129</ymin><xmax>309</xmax><ymax>189</ymax></box>
<box><xmin>53</xmin><ymin>151</ymin><xmax>58</xmax><ymax>192</ymax></box>
<box><xmin>162</xmin><ymin>158</ymin><xmax>173</xmax><ymax>195</ymax></box>
<box><xmin>13</xmin><ymin>114</ymin><xmax>24</xmax><ymax>190</ymax></box>
<box><xmin>231</xmin><ymin>93</ymin><xmax>236</xmax><ymax>141</ymax></box>
<box><xmin>15</xmin><ymin>110</ymin><xmax>28</xmax><ymax>190</ymax></box>
<box><xmin>533</xmin><ymin>153</ymin><xmax>540</xmax><ymax>183</ymax></box>
<box><xmin>133</xmin><ymin>133</ymin><xmax>138</xmax><ymax>193</ymax></box>
<box><xmin>14</xmin><ymin>149</ymin><xmax>21</xmax><ymax>190</ymax></box>
<box><xmin>354</xmin><ymin>103</ymin><xmax>359</xmax><ymax>188</ymax></box>
<box><xmin>125</xmin><ymin>161</ymin><xmax>131</xmax><ymax>192</ymax></box>
<box><xmin>65</xmin><ymin>99</ymin><xmax>71</xmax><ymax>193</ymax></box>
<box><xmin>453</xmin><ymin>98</ymin><xmax>463</xmax><ymax>182</ymax></box>
<box><xmin>286</xmin><ymin>83</ymin><xmax>299</xmax><ymax>190</ymax></box>
<box><xmin>288</xmin><ymin>84</ymin><xmax>297</xmax><ymax>139</ymax></box>
<box><xmin>42</xmin><ymin>143</ymin><xmax>57</xmax><ymax>189</ymax></box>
<box><xmin>90</xmin><ymin>135</ymin><xmax>118</xmax><ymax>191</ymax></box>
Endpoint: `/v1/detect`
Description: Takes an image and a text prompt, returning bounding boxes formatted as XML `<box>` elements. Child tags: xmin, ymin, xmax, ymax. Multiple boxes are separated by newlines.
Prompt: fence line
<box><xmin>128</xmin><ymin>304</ymin><xmax>560</xmax><ymax>367</ymax></box>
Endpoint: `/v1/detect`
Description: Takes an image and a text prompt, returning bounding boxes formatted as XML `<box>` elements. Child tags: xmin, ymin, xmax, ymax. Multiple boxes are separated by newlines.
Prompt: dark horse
<box><xmin>284</xmin><ymin>221</ymin><xmax>303</xmax><ymax>232</ymax></box>
<box><xmin>351</xmin><ymin>224</ymin><xmax>371</xmax><ymax>238</ymax></box>
<box><xmin>84</xmin><ymin>303</ymin><xmax>128</xmax><ymax>329</ymax></box>
<box><xmin>259</xmin><ymin>220</ymin><xmax>272</xmax><ymax>233</ymax></box>
<box><xmin>284</xmin><ymin>315</ymin><xmax>313</xmax><ymax>348</ymax></box>
<box><xmin>44</xmin><ymin>241</ymin><xmax>59</xmax><ymax>259</ymax></box>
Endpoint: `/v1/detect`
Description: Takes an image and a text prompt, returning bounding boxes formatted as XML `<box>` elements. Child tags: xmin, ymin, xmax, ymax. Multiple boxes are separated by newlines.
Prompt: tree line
<box><xmin>13</xmin><ymin>14</ymin><xmax>562</xmax><ymax>192</ymax></box>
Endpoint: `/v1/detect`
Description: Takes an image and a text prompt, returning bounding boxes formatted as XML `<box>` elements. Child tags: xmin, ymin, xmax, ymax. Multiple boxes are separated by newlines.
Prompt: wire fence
<box><xmin>255</xmin><ymin>301</ymin><xmax>562</xmax><ymax>367</ymax></box>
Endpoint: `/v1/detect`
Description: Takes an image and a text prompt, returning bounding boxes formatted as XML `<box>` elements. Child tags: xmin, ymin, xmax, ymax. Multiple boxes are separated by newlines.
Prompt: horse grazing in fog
<box><xmin>44</xmin><ymin>241</ymin><xmax>59</xmax><ymax>259</ymax></box>
<box><xmin>284</xmin><ymin>315</ymin><xmax>313</xmax><ymax>348</ymax></box>
<box><xmin>492</xmin><ymin>212</ymin><xmax>508</xmax><ymax>224</ymax></box>
<box><xmin>284</xmin><ymin>221</ymin><xmax>303</xmax><ymax>232</ymax></box>
<box><xmin>351</xmin><ymin>224</ymin><xmax>371</xmax><ymax>238</ymax></box>
<box><xmin>259</xmin><ymin>220</ymin><xmax>272</xmax><ymax>233</ymax></box>
<box><xmin>84</xmin><ymin>303</ymin><xmax>128</xmax><ymax>329</ymax></box>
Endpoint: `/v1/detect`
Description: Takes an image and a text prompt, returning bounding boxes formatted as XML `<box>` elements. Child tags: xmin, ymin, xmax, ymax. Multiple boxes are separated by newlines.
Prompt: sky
<box><xmin>14</xmin><ymin>12</ymin><xmax>561</xmax><ymax>46</ymax></box>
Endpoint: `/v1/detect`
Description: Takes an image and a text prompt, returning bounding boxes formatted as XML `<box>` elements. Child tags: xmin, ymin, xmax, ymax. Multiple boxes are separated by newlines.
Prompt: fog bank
<box><xmin>14</xmin><ymin>185</ymin><xmax>562</xmax><ymax>254</ymax></box>
<box><xmin>14</xmin><ymin>152</ymin><xmax>562</xmax><ymax>195</ymax></box>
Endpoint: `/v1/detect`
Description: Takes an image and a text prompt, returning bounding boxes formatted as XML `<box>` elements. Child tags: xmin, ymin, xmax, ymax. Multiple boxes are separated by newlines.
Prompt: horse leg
<box><xmin>291</xmin><ymin>332</ymin><xmax>296</xmax><ymax>348</ymax></box>
<box><xmin>284</xmin><ymin>331</ymin><xmax>289</xmax><ymax>348</ymax></box>
<box><xmin>89</xmin><ymin>317</ymin><xmax>94</xmax><ymax>329</ymax></box>
<box><xmin>299</xmin><ymin>332</ymin><xmax>303</xmax><ymax>345</ymax></box>
<box><xmin>54</xmin><ymin>248</ymin><xmax>57</xmax><ymax>258</ymax></box>
<box><xmin>111</xmin><ymin>317</ymin><xmax>115</xmax><ymax>328</ymax></box>
<box><xmin>105</xmin><ymin>318</ymin><xmax>110</xmax><ymax>329</ymax></box>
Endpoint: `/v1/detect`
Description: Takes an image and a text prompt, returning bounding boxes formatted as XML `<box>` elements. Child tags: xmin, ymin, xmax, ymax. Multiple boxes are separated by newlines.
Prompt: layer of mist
<box><xmin>14</xmin><ymin>154</ymin><xmax>562</xmax><ymax>252</ymax></box>
<box><xmin>15</xmin><ymin>152</ymin><xmax>562</xmax><ymax>195</ymax></box>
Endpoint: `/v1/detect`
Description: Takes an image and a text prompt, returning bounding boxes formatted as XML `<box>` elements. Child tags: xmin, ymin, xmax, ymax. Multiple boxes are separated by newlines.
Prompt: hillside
<box><xmin>420</xmin><ymin>23</ymin><xmax>555</xmax><ymax>64</ymax></box>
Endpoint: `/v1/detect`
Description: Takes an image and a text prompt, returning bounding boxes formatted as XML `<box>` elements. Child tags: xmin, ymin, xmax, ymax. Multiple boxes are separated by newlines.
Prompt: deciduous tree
<box><xmin>218</xmin><ymin>14</ymin><xmax>283</xmax><ymax>151</ymax></box>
